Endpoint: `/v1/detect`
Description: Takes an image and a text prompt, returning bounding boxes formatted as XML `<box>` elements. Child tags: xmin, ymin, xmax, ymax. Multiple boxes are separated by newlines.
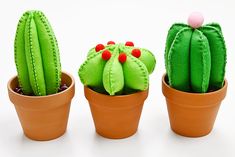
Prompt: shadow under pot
<box><xmin>162</xmin><ymin>74</ymin><xmax>227</xmax><ymax>137</ymax></box>
<box><xmin>84</xmin><ymin>86</ymin><xmax>148</xmax><ymax>139</ymax></box>
<box><xmin>7</xmin><ymin>72</ymin><xmax>75</xmax><ymax>141</ymax></box>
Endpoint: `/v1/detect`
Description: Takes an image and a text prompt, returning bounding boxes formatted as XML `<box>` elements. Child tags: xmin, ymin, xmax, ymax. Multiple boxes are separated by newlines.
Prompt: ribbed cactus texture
<box><xmin>79</xmin><ymin>42</ymin><xmax>156</xmax><ymax>95</ymax></box>
<box><xmin>14</xmin><ymin>10</ymin><xmax>61</xmax><ymax>96</ymax></box>
<box><xmin>165</xmin><ymin>23</ymin><xmax>226</xmax><ymax>93</ymax></box>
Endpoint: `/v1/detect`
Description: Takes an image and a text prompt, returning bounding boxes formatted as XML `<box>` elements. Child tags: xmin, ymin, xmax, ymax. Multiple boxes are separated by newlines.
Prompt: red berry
<box><xmin>131</xmin><ymin>49</ymin><xmax>141</xmax><ymax>58</ymax></box>
<box><xmin>107</xmin><ymin>41</ymin><xmax>115</xmax><ymax>45</ymax></box>
<box><xmin>118</xmin><ymin>53</ymin><xmax>127</xmax><ymax>63</ymax></box>
<box><xmin>102</xmin><ymin>50</ymin><xmax>112</xmax><ymax>60</ymax></box>
<box><xmin>125</xmin><ymin>41</ymin><xmax>134</xmax><ymax>47</ymax></box>
<box><xmin>95</xmin><ymin>44</ymin><xmax>105</xmax><ymax>52</ymax></box>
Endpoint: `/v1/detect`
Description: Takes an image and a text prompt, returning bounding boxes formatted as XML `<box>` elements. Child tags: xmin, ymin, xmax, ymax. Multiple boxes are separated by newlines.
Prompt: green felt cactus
<box><xmin>79</xmin><ymin>41</ymin><xmax>156</xmax><ymax>95</ymax></box>
<box><xmin>165</xmin><ymin>13</ymin><xmax>226</xmax><ymax>93</ymax></box>
<box><xmin>14</xmin><ymin>10</ymin><xmax>61</xmax><ymax>96</ymax></box>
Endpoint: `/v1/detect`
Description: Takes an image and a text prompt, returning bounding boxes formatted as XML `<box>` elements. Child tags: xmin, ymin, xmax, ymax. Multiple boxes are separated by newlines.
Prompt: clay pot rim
<box><xmin>84</xmin><ymin>86</ymin><xmax>149</xmax><ymax>109</ymax></box>
<box><xmin>7</xmin><ymin>71</ymin><xmax>75</xmax><ymax>99</ymax></box>
<box><xmin>84</xmin><ymin>86</ymin><xmax>148</xmax><ymax>98</ymax></box>
<box><xmin>162</xmin><ymin>73</ymin><xmax>227</xmax><ymax>96</ymax></box>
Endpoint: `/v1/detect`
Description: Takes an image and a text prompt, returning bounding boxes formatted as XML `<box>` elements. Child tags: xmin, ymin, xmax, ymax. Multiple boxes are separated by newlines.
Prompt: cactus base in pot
<box><xmin>163</xmin><ymin>13</ymin><xmax>227</xmax><ymax>137</ymax></box>
<box><xmin>7</xmin><ymin>10</ymin><xmax>75</xmax><ymax>141</ymax></box>
<box><xmin>79</xmin><ymin>41</ymin><xmax>156</xmax><ymax>139</ymax></box>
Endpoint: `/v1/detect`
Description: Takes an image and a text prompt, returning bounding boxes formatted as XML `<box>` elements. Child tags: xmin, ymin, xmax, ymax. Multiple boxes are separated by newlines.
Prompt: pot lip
<box><xmin>84</xmin><ymin>86</ymin><xmax>148</xmax><ymax>98</ymax></box>
<box><xmin>162</xmin><ymin>73</ymin><xmax>228</xmax><ymax>96</ymax></box>
<box><xmin>7</xmin><ymin>71</ymin><xmax>75</xmax><ymax>99</ymax></box>
<box><xmin>84</xmin><ymin>86</ymin><xmax>148</xmax><ymax>109</ymax></box>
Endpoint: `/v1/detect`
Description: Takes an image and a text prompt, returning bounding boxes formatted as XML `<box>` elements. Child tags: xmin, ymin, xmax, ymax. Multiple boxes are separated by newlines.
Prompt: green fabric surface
<box><xmin>200</xmin><ymin>25</ymin><xmax>227</xmax><ymax>90</ymax></box>
<box><xmin>167</xmin><ymin>28</ymin><xmax>193</xmax><ymax>92</ymax></box>
<box><xmin>190</xmin><ymin>29</ymin><xmax>211</xmax><ymax>93</ymax></box>
<box><xmin>165</xmin><ymin>23</ymin><xmax>189</xmax><ymax>71</ymax></box>
<box><xmin>103</xmin><ymin>50</ymin><xmax>124</xmax><ymax>95</ymax></box>
<box><xmin>14</xmin><ymin>12</ymin><xmax>32</xmax><ymax>95</ymax></box>
<box><xmin>123</xmin><ymin>54</ymin><xmax>149</xmax><ymax>91</ymax></box>
<box><xmin>79</xmin><ymin>43</ymin><xmax>156</xmax><ymax>95</ymax></box>
<box><xmin>14</xmin><ymin>10</ymin><xmax>61</xmax><ymax>96</ymax></box>
<box><xmin>165</xmin><ymin>22</ymin><xmax>227</xmax><ymax>93</ymax></box>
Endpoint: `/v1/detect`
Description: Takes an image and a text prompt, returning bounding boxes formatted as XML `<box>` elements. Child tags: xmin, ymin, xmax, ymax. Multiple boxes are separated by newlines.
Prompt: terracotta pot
<box><xmin>7</xmin><ymin>72</ymin><xmax>75</xmax><ymax>141</ymax></box>
<box><xmin>84</xmin><ymin>86</ymin><xmax>148</xmax><ymax>139</ymax></box>
<box><xmin>162</xmin><ymin>74</ymin><xmax>227</xmax><ymax>137</ymax></box>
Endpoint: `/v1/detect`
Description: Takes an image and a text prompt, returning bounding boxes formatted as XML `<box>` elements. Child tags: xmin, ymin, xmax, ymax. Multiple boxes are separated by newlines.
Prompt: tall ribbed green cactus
<box><xmin>14</xmin><ymin>10</ymin><xmax>61</xmax><ymax>96</ymax></box>
<box><xmin>165</xmin><ymin>21</ymin><xmax>226</xmax><ymax>93</ymax></box>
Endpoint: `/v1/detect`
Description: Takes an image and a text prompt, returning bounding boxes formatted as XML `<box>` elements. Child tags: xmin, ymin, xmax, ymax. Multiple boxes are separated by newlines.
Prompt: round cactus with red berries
<box><xmin>79</xmin><ymin>41</ymin><xmax>156</xmax><ymax>95</ymax></box>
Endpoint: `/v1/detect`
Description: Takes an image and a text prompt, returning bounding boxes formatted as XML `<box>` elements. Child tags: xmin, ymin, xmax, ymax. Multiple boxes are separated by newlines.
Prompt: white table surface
<box><xmin>0</xmin><ymin>0</ymin><xmax>235</xmax><ymax>156</ymax></box>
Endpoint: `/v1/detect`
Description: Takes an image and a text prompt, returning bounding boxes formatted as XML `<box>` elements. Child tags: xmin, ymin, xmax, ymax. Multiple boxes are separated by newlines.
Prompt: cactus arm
<box><xmin>200</xmin><ymin>26</ymin><xmax>227</xmax><ymax>90</ymax></box>
<box><xmin>165</xmin><ymin>23</ymin><xmax>189</xmax><ymax>70</ymax></box>
<box><xmin>103</xmin><ymin>50</ymin><xmax>124</xmax><ymax>95</ymax></box>
<box><xmin>14</xmin><ymin>12</ymin><xmax>33</xmax><ymax>95</ymax></box>
<box><xmin>204</xmin><ymin>23</ymin><xmax>222</xmax><ymax>32</ymax></box>
<box><xmin>138</xmin><ymin>48</ymin><xmax>156</xmax><ymax>74</ymax></box>
<box><xmin>24</xmin><ymin>14</ymin><xmax>46</xmax><ymax>96</ymax></box>
<box><xmin>121</xmin><ymin>46</ymin><xmax>156</xmax><ymax>74</ymax></box>
<box><xmin>190</xmin><ymin>29</ymin><xmax>211</xmax><ymax>93</ymax></box>
<box><xmin>78</xmin><ymin>50</ymin><xmax>106</xmax><ymax>88</ymax></box>
<box><xmin>123</xmin><ymin>54</ymin><xmax>149</xmax><ymax>91</ymax></box>
<box><xmin>33</xmin><ymin>11</ymin><xmax>61</xmax><ymax>95</ymax></box>
<box><xmin>167</xmin><ymin>28</ymin><xmax>193</xmax><ymax>91</ymax></box>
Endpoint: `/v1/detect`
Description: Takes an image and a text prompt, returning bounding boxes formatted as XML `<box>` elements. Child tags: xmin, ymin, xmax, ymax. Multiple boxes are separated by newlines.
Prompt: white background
<box><xmin>0</xmin><ymin>0</ymin><xmax>234</xmax><ymax>157</ymax></box>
